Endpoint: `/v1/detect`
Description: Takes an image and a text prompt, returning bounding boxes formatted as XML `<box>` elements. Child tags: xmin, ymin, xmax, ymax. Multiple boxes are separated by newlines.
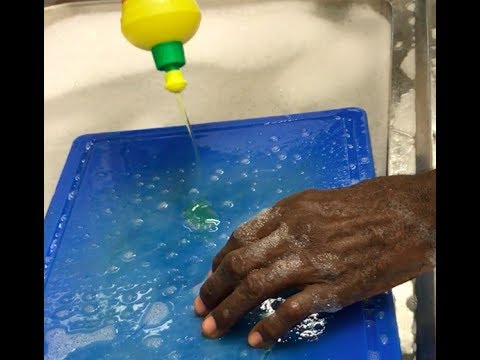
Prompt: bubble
<box><xmin>161</xmin><ymin>189</ymin><xmax>170</xmax><ymax>194</ymax></box>
<box><xmin>167</xmin><ymin>351</ymin><xmax>180</xmax><ymax>360</ymax></box>
<box><xmin>205</xmin><ymin>242</ymin><xmax>217</xmax><ymax>250</ymax></box>
<box><xmin>104</xmin><ymin>208</ymin><xmax>112</xmax><ymax>215</ymax></box>
<box><xmin>271</xmin><ymin>145</ymin><xmax>280</xmax><ymax>153</ymax></box>
<box><xmin>219</xmin><ymin>233</ymin><xmax>229</xmax><ymax>241</ymax></box>
<box><xmin>83</xmin><ymin>304</ymin><xmax>97</xmax><ymax>314</ymax></box>
<box><xmin>166</xmin><ymin>252</ymin><xmax>178</xmax><ymax>259</ymax></box>
<box><xmin>222</xmin><ymin>200</ymin><xmax>234</xmax><ymax>208</ymax></box>
<box><xmin>122</xmin><ymin>251</ymin><xmax>136</xmax><ymax>262</ymax></box>
<box><xmin>365</xmin><ymin>320</ymin><xmax>375</xmax><ymax>328</ymax></box>
<box><xmin>302</xmin><ymin>130</ymin><xmax>310</xmax><ymax>137</ymax></box>
<box><xmin>380</xmin><ymin>334</ymin><xmax>388</xmax><ymax>345</ymax></box>
<box><xmin>278</xmin><ymin>154</ymin><xmax>287</xmax><ymax>161</ymax></box>
<box><xmin>368</xmin><ymin>351</ymin><xmax>380</xmax><ymax>360</ymax></box>
<box><xmin>68</xmin><ymin>191</ymin><xmax>76</xmax><ymax>200</ymax></box>
<box><xmin>276</xmin><ymin>164</ymin><xmax>282</xmax><ymax>169</ymax></box>
<box><xmin>350</xmin><ymin>164</ymin><xmax>357</xmax><ymax>170</ymax></box>
<box><xmin>134</xmin><ymin>174</ymin><xmax>142</xmax><ymax>179</ymax></box>
<box><xmin>241</xmin><ymin>172</ymin><xmax>248</xmax><ymax>178</ymax></box>
<box><xmin>179</xmin><ymin>238</ymin><xmax>190</xmax><ymax>245</ymax></box>
<box><xmin>157</xmin><ymin>202</ymin><xmax>169</xmax><ymax>210</ymax></box>
<box><xmin>270</xmin><ymin>136</ymin><xmax>278</xmax><ymax>142</ymax></box>
<box><xmin>162</xmin><ymin>286</ymin><xmax>177</xmax><ymax>296</ymax></box>
<box><xmin>106</xmin><ymin>265</ymin><xmax>120</xmax><ymax>274</ymax></box>
<box><xmin>133</xmin><ymin>218</ymin><xmax>144</xmax><ymax>226</ymax></box>
<box><xmin>215</xmin><ymin>169</ymin><xmax>224</xmax><ymax>175</ymax></box>
<box><xmin>293</xmin><ymin>154</ymin><xmax>302</xmax><ymax>161</ymax></box>
<box><xmin>137</xmin><ymin>182</ymin><xmax>144</xmax><ymax>187</ymax></box>
<box><xmin>210</xmin><ymin>175</ymin><xmax>219</xmax><ymax>182</ymax></box>
<box><xmin>132</xmin><ymin>198</ymin><xmax>142</xmax><ymax>204</ymax></box>
<box><xmin>250</xmin><ymin>187</ymin><xmax>256</xmax><ymax>192</ymax></box>
<box><xmin>240</xmin><ymin>158</ymin><xmax>251</xmax><ymax>165</ymax></box>
<box><xmin>55</xmin><ymin>309</ymin><xmax>70</xmax><ymax>318</ymax></box>
<box><xmin>276</xmin><ymin>189</ymin><xmax>283</xmax><ymax>194</ymax></box>
<box><xmin>377</xmin><ymin>311</ymin><xmax>385</xmax><ymax>319</ymax></box>
<box><xmin>189</xmin><ymin>188</ymin><xmax>200</xmax><ymax>195</ymax></box>
<box><xmin>143</xmin><ymin>336</ymin><xmax>163</xmax><ymax>348</ymax></box>
<box><xmin>146</xmin><ymin>184</ymin><xmax>155</xmax><ymax>189</ymax></box>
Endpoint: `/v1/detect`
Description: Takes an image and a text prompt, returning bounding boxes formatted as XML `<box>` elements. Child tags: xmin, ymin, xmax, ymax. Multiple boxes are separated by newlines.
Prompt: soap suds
<box><xmin>140</xmin><ymin>302</ymin><xmax>169</xmax><ymax>327</ymax></box>
<box><xmin>401</xmin><ymin>48</ymin><xmax>416</xmax><ymax>80</ymax></box>
<box><xmin>44</xmin><ymin>325</ymin><xmax>116</xmax><ymax>360</ymax></box>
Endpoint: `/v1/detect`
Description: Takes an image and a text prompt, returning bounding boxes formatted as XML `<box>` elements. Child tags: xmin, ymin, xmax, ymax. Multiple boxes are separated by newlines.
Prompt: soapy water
<box><xmin>44</xmin><ymin>115</ymin><xmax>382</xmax><ymax>359</ymax></box>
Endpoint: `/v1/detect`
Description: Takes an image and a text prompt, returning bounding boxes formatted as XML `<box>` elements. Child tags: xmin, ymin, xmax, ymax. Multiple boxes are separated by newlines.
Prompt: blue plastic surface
<box><xmin>44</xmin><ymin>108</ymin><xmax>402</xmax><ymax>360</ymax></box>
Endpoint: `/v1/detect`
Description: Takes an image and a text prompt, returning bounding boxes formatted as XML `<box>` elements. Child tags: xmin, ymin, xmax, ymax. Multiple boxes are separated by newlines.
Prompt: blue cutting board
<box><xmin>44</xmin><ymin>107</ymin><xmax>402</xmax><ymax>360</ymax></box>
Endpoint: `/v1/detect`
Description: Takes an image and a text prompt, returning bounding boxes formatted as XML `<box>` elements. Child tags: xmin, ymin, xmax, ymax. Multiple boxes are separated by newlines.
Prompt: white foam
<box><xmin>235</xmin><ymin>208</ymin><xmax>278</xmax><ymax>242</ymax></box>
<box><xmin>244</xmin><ymin>223</ymin><xmax>289</xmax><ymax>260</ymax></box>
<box><xmin>401</xmin><ymin>48</ymin><xmax>416</xmax><ymax>80</ymax></box>
<box><xmin>143</xmin><ymin>335</ymin><xmax>163</xmax><ymax>348</ymax></box>
<box><xmin>140</xmin><ymin>302</ymin><xmax>169</xmax><ymax>327</ymax></box>
<box><xmin>392</xmin><ymin>281</ymin><xmax>416</xmax><ymax>354</ymax></box>
<box><xmin>44</xmin><ymin>325</ymin><xmax>116</xmax><ymax>360</ymax></box>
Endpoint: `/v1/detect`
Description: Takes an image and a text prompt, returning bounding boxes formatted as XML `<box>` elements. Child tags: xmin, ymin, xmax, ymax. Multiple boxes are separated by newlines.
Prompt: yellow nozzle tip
<box><xmin>165</xmin><ymin>70</ymin><xmax>187</xmax><ymax>93</ymax></box>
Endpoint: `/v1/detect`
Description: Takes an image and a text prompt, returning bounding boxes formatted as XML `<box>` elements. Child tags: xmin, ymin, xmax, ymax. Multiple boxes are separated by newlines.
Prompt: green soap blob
<box><xmin>183</xmin><ymin>201</ymin><xmax>220</xmax><ymax>233</ymax></box>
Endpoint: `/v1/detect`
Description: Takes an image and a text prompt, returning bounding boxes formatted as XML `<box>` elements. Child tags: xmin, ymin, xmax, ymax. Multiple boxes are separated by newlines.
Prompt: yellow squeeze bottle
<box><xmin>121</xmin><ymin>0</ymin><xmax>201</xmax><ymax>93</ymax></box>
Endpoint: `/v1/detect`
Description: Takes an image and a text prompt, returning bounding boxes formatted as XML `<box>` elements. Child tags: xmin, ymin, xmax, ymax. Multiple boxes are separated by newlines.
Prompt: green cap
<box><xmin>151</xmin><ymin>41</ymin><xmax>186</xmax><ymax>72</ymax></box>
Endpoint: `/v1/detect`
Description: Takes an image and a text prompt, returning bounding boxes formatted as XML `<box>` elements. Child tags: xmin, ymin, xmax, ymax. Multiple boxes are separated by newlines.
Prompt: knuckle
<box><xmin>222</xmin><ymin>250</ymin><xmax>246</xmax><ymax>277</ymax></box>
<box><xmin>242</xmin><ymin>272</ymin><xmax>266</xmax><ymax>299</ymax></box>
<box><xmin>285</xmin><ymin>300</ymin><xmax>307</xmax><ymax>320</ymax></box>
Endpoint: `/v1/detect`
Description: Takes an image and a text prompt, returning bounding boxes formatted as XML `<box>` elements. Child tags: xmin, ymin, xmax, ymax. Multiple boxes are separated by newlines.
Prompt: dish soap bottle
<box><xmin>121</xmin><ymin>0</ymin><xmax>201</xmax><ymax>93</ymax></box>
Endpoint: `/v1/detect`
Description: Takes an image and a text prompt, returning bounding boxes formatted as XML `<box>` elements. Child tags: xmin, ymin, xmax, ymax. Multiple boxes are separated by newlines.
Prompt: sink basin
<box><xmin>44</xmin><ymin>1</ymin><xmax>435</xmax><ymax>359</ymax></box>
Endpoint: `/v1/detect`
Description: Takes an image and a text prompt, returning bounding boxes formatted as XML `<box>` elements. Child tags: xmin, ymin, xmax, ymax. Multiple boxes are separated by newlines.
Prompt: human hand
<box><xmin>194</xmin><ymin>170</ymin><xmax>436</xmax><ymax>348</ymax></box>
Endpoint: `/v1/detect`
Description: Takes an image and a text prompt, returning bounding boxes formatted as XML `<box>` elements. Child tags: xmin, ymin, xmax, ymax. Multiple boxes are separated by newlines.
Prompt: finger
<box><xmin>201</xmin><ymin>255</ymin><xmax>304</xmax><ymax>338</ymax></box>
<box><xmin>212</xmin><ymin>208</ymin><xmax>279</xmax><ymax>271</ymax></box>
<box><xmin>211</xmin><ymin>233</ymin><xmax>244</xmax><ymax>272</ymax></box>
<box><xmin>247</xmin><ymin>284</ymin><xmax>335</xmax><ymax>348</ymax></box>
<box><xmin>200</xmin><ymin>226</ymin><xmax>289</xmax><ymax>311</ymax></box>
<box><xmin>193</xmin><ymin>271</ymin><xmax>213</xmax><ymax>316</ymax></box>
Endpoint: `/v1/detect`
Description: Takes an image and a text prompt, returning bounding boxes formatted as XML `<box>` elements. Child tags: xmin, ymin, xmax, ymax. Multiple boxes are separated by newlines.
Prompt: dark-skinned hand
<box><xmin>193</xmin><ymin>170</ymin><xmax>436</xmax><ymax>348</ymax></box>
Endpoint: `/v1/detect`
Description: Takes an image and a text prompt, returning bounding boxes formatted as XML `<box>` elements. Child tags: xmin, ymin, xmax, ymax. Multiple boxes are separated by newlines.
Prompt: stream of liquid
<box><xmin>175</xmin><ymin>93</ymin><xmax>200</xmax><ymax>164</ymax></box>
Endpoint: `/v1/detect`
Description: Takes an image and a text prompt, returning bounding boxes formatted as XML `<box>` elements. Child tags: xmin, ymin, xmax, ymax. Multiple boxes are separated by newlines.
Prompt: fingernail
<box><xmin>202</xmin><ymin>316</ymin><xmax>217</xmax><ymax>336</ymax></box>
<box><xmin>248</xmin><ymin>331</ymin><xmax>263</xmax><ymax>347</ymax></box>
<box><xmin>194</xmin><ymin>296</ymin><xmax>207</xmax><ymax>316</ymax></box>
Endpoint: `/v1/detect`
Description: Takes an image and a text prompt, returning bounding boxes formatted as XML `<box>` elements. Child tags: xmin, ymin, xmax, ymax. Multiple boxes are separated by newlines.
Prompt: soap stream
<box><xmin>175</xmin><ymin>93</ymin><xmax>200</xmax><ymax>165</ymax></box>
